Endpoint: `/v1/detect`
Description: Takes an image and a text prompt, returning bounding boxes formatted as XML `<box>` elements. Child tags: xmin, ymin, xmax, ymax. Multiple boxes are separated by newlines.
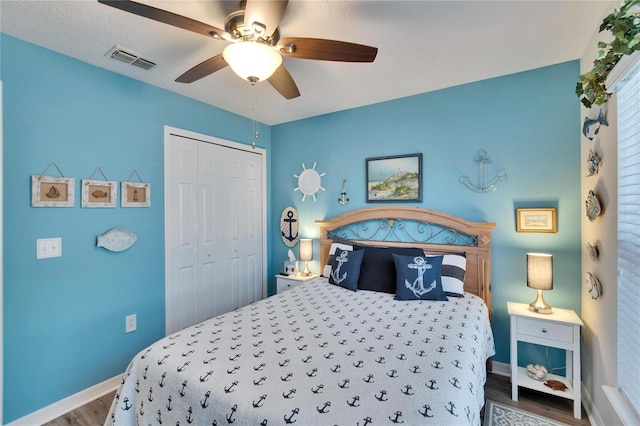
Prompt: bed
<box><xmin>106</xmin><ymin>206</ymin><xmax>496</xmax><ymax>425</ymax></box>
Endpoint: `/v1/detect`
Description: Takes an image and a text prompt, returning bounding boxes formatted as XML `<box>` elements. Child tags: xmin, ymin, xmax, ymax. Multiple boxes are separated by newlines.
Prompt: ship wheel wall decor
<box><xmin>294</xmin><ymin>162</ymin><xmax>325</xmax><ymax>201</ymax></box>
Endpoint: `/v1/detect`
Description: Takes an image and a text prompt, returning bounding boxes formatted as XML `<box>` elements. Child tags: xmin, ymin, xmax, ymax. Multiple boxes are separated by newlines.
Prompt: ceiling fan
<box><xmin>97</xmin><ymin>0</ymin><xmax>378</xmax><ymax>100</ymax></box>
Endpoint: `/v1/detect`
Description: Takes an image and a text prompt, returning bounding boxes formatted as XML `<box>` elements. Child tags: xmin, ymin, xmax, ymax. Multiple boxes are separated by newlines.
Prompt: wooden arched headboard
<box><xmin>316</xmin><ymin>206</ymin><xmax>496</xmax><ymax>318</ymax></box>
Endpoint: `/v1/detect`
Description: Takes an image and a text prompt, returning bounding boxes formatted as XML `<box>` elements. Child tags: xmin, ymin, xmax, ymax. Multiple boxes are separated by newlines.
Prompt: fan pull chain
<box><xmin>252</xmin><ymin>96</ymin><xmax>260</xmax><ymax>149</ymax></box>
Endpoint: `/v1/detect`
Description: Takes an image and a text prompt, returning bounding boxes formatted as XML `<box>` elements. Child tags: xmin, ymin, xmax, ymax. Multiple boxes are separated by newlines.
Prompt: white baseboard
<box><xmin>5</xmin><ymin>375</ymin><xmax>120</xmax><ymax>426</ymax></box>
<box><xmin>490</xmin><ymin>360</ymin><xmax>511</xmax><ymax>377</ymax></box>
<box><xmin>583</xmin><ymin>383</ymin><xmax>604</xmax><ymax>426</ymax></box>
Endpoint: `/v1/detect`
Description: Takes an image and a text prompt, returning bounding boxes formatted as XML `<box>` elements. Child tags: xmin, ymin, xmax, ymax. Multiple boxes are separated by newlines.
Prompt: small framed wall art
<box><xmin>516</xmin><ymin>208</ymin><xmax>557</xmax><ymax>233</ymax></box>
<box><xmin>82</xmin><ymin>179</ymin><xmax>117</xmax><ymax>208</ymax></box>
<box><xmin>121</xmin><ymin>182</ymin><xmax>150</xmax><ymax>207</ymax></box>
<box><xmin>31</xmin><ymin>175</ymin><xmax>75</xmax><ymax>207</ymax></box>
<box><xmin>366</xmin><ymin>153</ymin><xmax>422</xmax><ymax>202</ymax></box>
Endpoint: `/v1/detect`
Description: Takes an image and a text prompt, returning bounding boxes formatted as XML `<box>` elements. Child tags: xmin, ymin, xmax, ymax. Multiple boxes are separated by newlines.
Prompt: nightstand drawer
<box><xmin>517</xmin><ymin>317</ymin><xmax>574</xmax><ymax>343</ymax></box>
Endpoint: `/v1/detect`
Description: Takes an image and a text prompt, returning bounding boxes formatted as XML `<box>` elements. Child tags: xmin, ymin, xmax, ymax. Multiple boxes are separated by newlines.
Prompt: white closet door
<box><xmin>165</xmin><ymin>136</ymin><xmax>200</xmax><ymax>333</ymax></box>
<box><xmin>223</xmin><ymin>147</ymin><xmax>263</xmax><ymax>309</ymax></box>
<box><xmin>165</xmin><ymin>128</ymin><xmax>265</xmax><ymax>335</ymax></box>
<box><xmin>197</xmin><ymin>142</ymin><xmax>224</xmax><ymax>322</ymax></box>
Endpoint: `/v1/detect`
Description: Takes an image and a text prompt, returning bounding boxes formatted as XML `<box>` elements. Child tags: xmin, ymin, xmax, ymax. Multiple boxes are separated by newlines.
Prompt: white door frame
<box><xmin>163</xmin><ymin>125</ymin><xmax>267</xmax><ymax>335</ymax></box>
<box><xmin>1</xmin><ymin>80</ymin><xmax>5</xmax><ymax>424</ymax></box>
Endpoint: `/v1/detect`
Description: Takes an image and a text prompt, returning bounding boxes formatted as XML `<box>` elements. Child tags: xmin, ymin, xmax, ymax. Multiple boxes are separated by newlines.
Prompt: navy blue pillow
<box><xmin>328</xmin><ymin>247</ymin><xmax>364</xmax><ymax>291</ymax></box>
<box><xmin>392</xmin><ymin>254</ymin><xmax>448</xmax><ymax>301</ymax></box>
<box><xmin>355</xmin><ymin>245</ymin><xmax>425</xmax><ymax>294</ymax></box>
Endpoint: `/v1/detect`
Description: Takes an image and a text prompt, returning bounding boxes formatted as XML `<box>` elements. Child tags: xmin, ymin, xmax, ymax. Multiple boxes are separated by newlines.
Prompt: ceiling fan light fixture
<box><xmin>223</xmin><ymin>41</ymin><xmax>282</xmax><ymax>83</ymax></box>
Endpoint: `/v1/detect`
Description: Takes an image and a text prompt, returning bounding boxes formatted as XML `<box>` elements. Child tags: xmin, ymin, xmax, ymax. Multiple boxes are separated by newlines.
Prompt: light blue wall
<box><xmin>1</xmin><ymin>34</ymin><xmax>273</xmax><ymax>423</ymax></box>
<box><xmin>271</xmin><ymin>60</ymin><xmax>582</xmax><ymax>370</ymax></box>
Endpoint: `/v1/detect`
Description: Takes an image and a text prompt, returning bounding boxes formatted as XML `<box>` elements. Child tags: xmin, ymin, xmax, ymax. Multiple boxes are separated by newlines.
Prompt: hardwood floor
<box><xmin>44</xmin><ymin>373</ymin><xmax>590</xmax><ymax>425</ymax></box>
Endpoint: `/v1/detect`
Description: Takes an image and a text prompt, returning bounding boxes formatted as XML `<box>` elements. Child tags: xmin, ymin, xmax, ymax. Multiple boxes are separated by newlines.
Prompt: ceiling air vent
<box><xmin>106</xmin><ymin>46</ymin><xmax>156</xmax><ymax>70</ymax></box>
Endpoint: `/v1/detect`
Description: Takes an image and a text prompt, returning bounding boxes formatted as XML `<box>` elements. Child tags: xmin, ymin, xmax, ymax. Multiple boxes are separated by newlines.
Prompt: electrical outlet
<box><xmin>36</xmin><ymin>238</ymin><xmax>62</xmax><ymax>259</ymax></box>
<box><xmin>125</xmin><ymin>314</ymin><xmax>137</xmax><ymax>333</ymax></box>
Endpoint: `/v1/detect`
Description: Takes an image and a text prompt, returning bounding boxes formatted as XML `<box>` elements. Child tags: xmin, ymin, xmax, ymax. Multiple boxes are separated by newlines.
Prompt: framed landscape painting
<box><xmin>366</xmin><ymin>153</ymin><xmax>422</xmax><ymax>202</ymax></box>
<box><xmin>516</xmin><ymin>208</ymin><xmax>557</xmax><ymax>233</ymax></box>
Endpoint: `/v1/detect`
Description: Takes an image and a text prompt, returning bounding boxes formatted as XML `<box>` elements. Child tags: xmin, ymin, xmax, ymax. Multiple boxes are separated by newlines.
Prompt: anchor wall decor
<box><xmin>459</xmin><ymin>149</ymin><xmax>507</xmax><ymax>193</ymax></box>
<box><xmin>280</xmin><ymin>206</ymin><xmax>299</xmax><ymax>247</ymax></box>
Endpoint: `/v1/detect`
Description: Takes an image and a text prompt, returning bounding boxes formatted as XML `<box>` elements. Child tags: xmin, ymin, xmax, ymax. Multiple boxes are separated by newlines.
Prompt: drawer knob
<box><xmin>541</xmin><ymin>328</ymin><xmax>548</xmax><ymax>333</ymax></box>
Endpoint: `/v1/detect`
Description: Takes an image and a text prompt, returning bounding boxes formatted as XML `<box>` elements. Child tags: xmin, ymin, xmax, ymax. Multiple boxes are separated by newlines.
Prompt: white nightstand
<box><xmin>508</xmin><ymin>301</ymin><xmax>584</xmax><ymax>419</ymax></box>
<box><xmin>275</xmin><ymin>274</ymin><xmax>318</xmax><ymax>293</ymax></box>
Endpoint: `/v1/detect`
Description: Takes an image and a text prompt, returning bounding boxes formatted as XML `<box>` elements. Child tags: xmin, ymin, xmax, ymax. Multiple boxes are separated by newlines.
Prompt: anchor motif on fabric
<box><xmin>317</xmin><ymin>401</ymin><xmax>331</xmax><ymax>413</ymax></box>
<box><xmin>179</xmin><ymin>380</ymin><xmax>188</xmax><ymax>397</ymax></box>
<box><xmin>200</xmin><ymin>371</ymin><xmax>214</xmax><ymax>381</ymax></box>
<box><xmin>311</xmin><ymin>384</ymin><xmax>324</xmax><ymax>394</ymax></box>
<box><xmin>425</xmin><ymin>379</ymin><xmax>439</xmax><ymax>390</ymax></box>
<box><xmin>330</xmin><ymin>251</ymin><xmax>350</xmax><ymax>283</ymax></box>
<box><xmin>361</xmin><ymin>417</ymin><xmax>373</xmax><ymax>426</ymax></box>
<box><xmin>284</xmin><ymin>408</ymin><xmax>300</xmax><ymax>424</ymax></box>
<box><xmin>404</xmin><ymin>257</ymin><xmax>436</xmax><ymax>297</ymax></box>
<box><xmin>281</xmin><ymin>210</ymin><xmax>299</xmax><ymax>242</ymax></box>
<box><xmin>419</xmin><ymin>404</ymin><xmax>434</xmax><ymax>417</ymax></box>
<box><xmin>200</xmin><ymin>390</ymin><xmax>211</xmax><ymax>408</ymax></box>
<box><xmin>348</xmin><ymin>395</ymin><xmax>360</xmax><ymax>407</ymax></box>
<box><xmin>166</xmin><ymin>395</ymin><xmax>172</xmax><ymax>411</ymax></box>
<box><xmin>446</xmin><ymin>401</ymin><xmax>458</xmax><ymax>416</ymax></box>
<box><xmin>283</xmin><ymin>388</ymin><xmax>297</xmax><ymax>399</ymax></box>
<box><xmin>389</xmin><ymin>411</ymin><xmax>404</xmax><ymax>423</ymax></box>
<box><xmin>224</xmin><ymin>381</ymin><xmax>238</xmax><ymax>393</ymax></box>
<box><xmin>158</xmin><ymin>372</ymin><xmax>166</xmax><ymax>387</ymax></box>
<box><xmin>147</xmin><ymin>387</ymin><xmax>153</xmax><ymax>402</ymax></box>
<box><xmin>226</xmin><ymin>404</ymin><xmax>238</xmax><ymax>423</ymax></box>
<box><xmin>252</xmin><ymin>394</ymin><xmax>267</xmax><ymax>408</ymax></box>
<box><xmin>401</xmin><ymin>385</ymin><xmax>414</xmax><ymax>395</ymax></box>
<box><xmin>121</xmin><ymin>396</ymin><xmax>132</xmax><ymax>410</ymax></box>
<box><xmin>186</xmin><ymin>406</ymin><xmax>193</xmax><ymax>423</ymax></box>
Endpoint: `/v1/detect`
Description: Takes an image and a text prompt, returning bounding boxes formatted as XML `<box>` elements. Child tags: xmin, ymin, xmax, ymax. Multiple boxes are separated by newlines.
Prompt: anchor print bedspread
<box><xmin>106</xmin><ymin>277</ymin><xmax>495</xmax><ymax>425</ymax></box>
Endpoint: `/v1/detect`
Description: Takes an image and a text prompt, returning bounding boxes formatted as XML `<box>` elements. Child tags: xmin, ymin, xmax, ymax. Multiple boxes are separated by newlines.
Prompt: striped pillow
<box><xmin>441</xmin><ymin>253</ymin><xmax>467</xmax><ymax>297</ymax></box>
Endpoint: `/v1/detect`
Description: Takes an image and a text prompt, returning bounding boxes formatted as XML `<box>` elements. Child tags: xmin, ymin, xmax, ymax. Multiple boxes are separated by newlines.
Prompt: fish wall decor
<box><xmin>97</xmin><ymin>227</ymin><xmax>137</xmax><ymax>252</ymax></box>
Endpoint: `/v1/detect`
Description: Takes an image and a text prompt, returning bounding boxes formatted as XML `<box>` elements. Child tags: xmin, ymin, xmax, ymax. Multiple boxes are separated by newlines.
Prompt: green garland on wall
<box><xmin>576</xmin><ymin>0</ymin><xmax>640</xmax><ymax>108</ymax></box>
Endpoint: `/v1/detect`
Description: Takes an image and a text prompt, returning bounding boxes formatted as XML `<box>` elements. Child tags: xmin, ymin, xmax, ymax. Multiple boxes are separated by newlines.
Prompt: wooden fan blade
<box><xmin>175</xmin><ymin>55</ymin><xmax>228</xmax><ymax>83</ymax></box>
<box><xmin>277</xmin><ymin>37</ymin><xmax>378</xmax><ymax>62</ymax></box>
<box><xmin>268</xmin><ymin>65</ymin><xmax>300</xmax><ymax>100</ymax></box>
<box><xmin>98</xmin><ymin>0</ymin><xmax>228</xmax><ymax>39</ymax></box>
<box><xmin>244</xmin><ymin>0</ymin><xmax>289</xmax><ymax>38</ymax></box>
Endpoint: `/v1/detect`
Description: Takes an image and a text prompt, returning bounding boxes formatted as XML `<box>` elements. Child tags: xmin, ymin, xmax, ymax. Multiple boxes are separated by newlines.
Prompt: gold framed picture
<box><xmin>31</xmin><ymin>175</ymin><xmax>75</xmax><ymax>207</ymax></box>
<box><xmin>82</xmin><ymin>179</ymin><xmax>117</xmax><ymax>208</ymax></box>
<box><xmin>516</xmin><ymin>208</ymin><xmax>557</xmax><ymax>233</ymax></box>
<box><xmin>121</xmin><ymin>182</ymin><xmax>150</xmax><ymax>208</ymax></box>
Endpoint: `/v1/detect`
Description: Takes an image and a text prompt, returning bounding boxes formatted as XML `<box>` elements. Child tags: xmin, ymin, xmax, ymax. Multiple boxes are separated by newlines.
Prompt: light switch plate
<box><xmin>36</xmin><ymin>238</ymin><xmax>62</xmax><ymax>259</ymax></box>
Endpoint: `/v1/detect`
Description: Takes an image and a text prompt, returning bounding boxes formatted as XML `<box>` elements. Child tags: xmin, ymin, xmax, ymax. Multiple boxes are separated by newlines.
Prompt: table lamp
<box><xmin>300</xmin><ymin>239</ymin><xmax>313</xmax><ymax>276</ymax></box>
<box><xmin>527</xmin><ymin>253</ymin><xmax>553</xmax><ymax>314</ymax></box>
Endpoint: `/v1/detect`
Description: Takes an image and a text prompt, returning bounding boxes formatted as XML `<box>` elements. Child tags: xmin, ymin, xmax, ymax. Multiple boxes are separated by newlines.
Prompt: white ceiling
<box><xmin>1</xmin><ymin>0</ymin><xmax>611</xmax><ymax>125</ymax></box>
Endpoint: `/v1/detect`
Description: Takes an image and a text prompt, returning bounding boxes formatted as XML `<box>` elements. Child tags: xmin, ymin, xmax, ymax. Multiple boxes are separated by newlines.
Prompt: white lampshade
<box><xmin>299</xmin><ymin>239</ymin><xmax>313</xmax><ymax>262</ymax></box>
<box><xmin>222</xmin><ymin>41</ymin><xmax>282</xmax><ymax>83</ymax></box>
<box><xmin>527</xmin><ymin>253</ymin><xmax>553</xmax><ymax>290</ymax></box>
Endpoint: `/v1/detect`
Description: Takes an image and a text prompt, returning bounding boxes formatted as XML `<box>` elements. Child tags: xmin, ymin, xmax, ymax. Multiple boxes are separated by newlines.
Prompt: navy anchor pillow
<box><xmin>328</xmin><ymin>247</ymin><xmax>364</xmax><ymax>291</ymax></box>
<box><xmin>392</xmin><ymin>254</ymin><xmax>448</xmax><ymax>301</ymax></box>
